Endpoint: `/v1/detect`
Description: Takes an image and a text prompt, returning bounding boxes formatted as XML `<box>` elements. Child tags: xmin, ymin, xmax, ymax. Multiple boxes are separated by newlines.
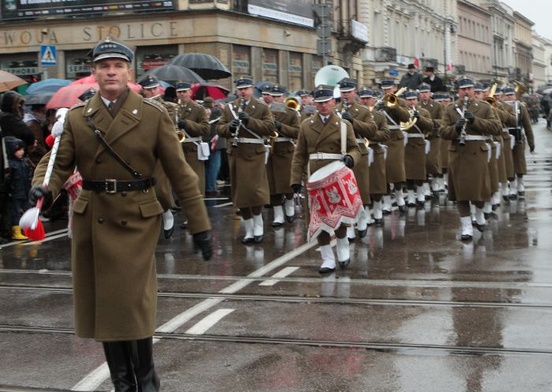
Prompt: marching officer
<box><xmin>29</xmin><ymin>37</ymin><xmax>212</xmax><ymax>391</ymax></box>
<box><xmin>290</xmin><ymin>85</ymin><xmax>361</xmax><ymax>274</ymax></box>
<box><xmin>403</xmin><ymin>90</ymin><xmax>435</xmax><ymax>207</ymax></box>
<box><xmin>140</xmin><ymin>75</ymin><xmax>180</xmax><ymax>238</ymax></box>
<box><xmin>337</xmin><ymin>78</ymin><xmax>378</xmax><ymax>239</ymax></box>
<box><xmin>176</xmin><ymin>81</ymin><xmax>210</xmax><ymax>194</ymax></box>
<box><xmin>493</xmin><ymin>88</ymin><xmax>516</xmax><ymax>202</ymax></box>
<box><xmin>441</xmin><ymin>77</ymin><xmax>502</xmax><ymax>240</ymax></box>
<box><xmin>358</xmin><ymin>87</ymin><xmax>391</xmax><ymax>226</ymax></box>
<box><xmin>266</xmin><ymin>84</ymin><xmax>300</xmax><ymax>226</ymax></box>
<box><xmin>376</xmin><ymin>80</ymin><xmax>411</xmax><ymax>213</ymax></box>
<box><xmin>418</xmin><ymin>83</ymin><xmax>444</xmax><ymax>194</ymax></box>
<box><xmin>297</xmin><ymin>89</ymin><xmax>317</xmax><ymax>119</ymax></box>
<box><xmin>502</xmin><ymin>86</ymin><xmax>536</xmax><ymax>199</ymax></box>
<box><xmin>217</xmin><ymin>76</ymin><xmax>275</xmax><ymax>244</ymax></box>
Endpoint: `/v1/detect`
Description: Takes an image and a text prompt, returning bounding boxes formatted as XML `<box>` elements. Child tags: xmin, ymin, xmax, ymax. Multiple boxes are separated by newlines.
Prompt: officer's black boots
<box><xmin>130</xmin><ymin>337</ymin><xmax>160</xmax><ymax>392</ymax></box>
<box><xmin>103</xmin><ymin>341</ymin><xmax>137</xmax><ymax>392</ymax></box>
<box><xmin>103</xmin><ymin>338</ymin><xmax>160</xmax><ymax>392</ymax></box>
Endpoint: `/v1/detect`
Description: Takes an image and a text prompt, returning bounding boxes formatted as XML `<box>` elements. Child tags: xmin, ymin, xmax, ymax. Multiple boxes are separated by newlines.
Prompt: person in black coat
<box><xmin>422</xmin><ymin>66</ymin><xmax>445</xmax><ymax>93</ymax></box>
<box><xmin>0</xmin><ymin>92</ymin><xmax>36</xmax><ymax>154</ymax></box>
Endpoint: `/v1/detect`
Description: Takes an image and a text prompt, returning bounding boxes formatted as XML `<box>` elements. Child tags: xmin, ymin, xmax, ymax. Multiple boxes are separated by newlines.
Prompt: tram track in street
<box><xmin>2</xmin><ymin>283</ymin><xmax>552</xmax><ymax>310</ymax></box>
<box><xmin>1</xmin><ymin>323</ymin><xmax>552</xmax><ymax>358</ymax></box>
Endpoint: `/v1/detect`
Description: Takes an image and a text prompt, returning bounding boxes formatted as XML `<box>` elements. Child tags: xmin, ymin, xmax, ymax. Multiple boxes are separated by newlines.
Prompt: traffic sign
<box><xmin>40</xmin><ymin>45</ymin><xmax>57</xmax><ymax>66</ymax></box>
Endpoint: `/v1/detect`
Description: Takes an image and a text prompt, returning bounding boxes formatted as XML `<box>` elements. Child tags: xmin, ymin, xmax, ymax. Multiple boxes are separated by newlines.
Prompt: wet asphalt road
<box><xmin>1</xmin><ymin>120</ymin><xmax>552</xmax><ymax>392</ymax></box>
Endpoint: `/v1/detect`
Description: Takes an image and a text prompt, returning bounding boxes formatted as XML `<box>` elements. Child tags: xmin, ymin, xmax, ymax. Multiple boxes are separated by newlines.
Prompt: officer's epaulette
<box><xmin>143</xmin><ymin>97</ymin><xmax>165</xmax><ymax>112</ymax></box>
<box><xmin>69</xmin><ymin>102</ymin><xmax>86</xmax><ymax>111</ymax></box>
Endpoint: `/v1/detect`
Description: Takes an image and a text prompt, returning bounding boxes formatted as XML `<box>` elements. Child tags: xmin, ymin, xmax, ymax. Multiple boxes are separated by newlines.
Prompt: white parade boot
<box><xmin>395</xmin><ymin>189</ymin><xmax>406</xmax><ymax>211</ymax></box>
<box><xmin>407</xmin><ymin>189</ymin><xmax>416</xmax><ymax>207</ymax></box>
<box><xmin>500</xmin><ymin>182</ymin><xmax>509</xmax><ymax>202</ymax></box>
<box><xmin>284</xmin><ymin>198</ymin><xmax>296</xmax><ymax>222</ymax></box>
<box><xmin>460</xmin><ymin>216</ymin><xmax>473</xmax><ymax>241</ymax></box>
<box><xmin>336</xmin><ymin>236</ymin><xmax>351</xmax><ymax>268</ymax></box>
<box><xmin>241</xmin><ymin>219</ymin><xmax>254</xmax><ymax>244</ymax></box>
<box><xmin>253</xmin><ymin>214</ymin><xmax>264</xmax><ymax>243</ymax></box>
<box><xmin>517</xmin><ymin>177</ymin><xmax>525</xmax><ymax>197</ymax></box>
<box><xmin>509</xmin><ymin>178</ymin><xmax>517</xmax><ymax>199</ymax></box>
<box><xmin>416</xmin><ymin>185</ymin><xmax>426</xmax><ymax>206</ymax></box>
<box><xmin>162</xmin><ymin>210</ymin><xmax>174</xmax><ymax>239</ymax></box>
<box><xmin>319</xmin><ymin>244</ymin><xmax>336</xmax><ymax>274</ymax></box>
<box><xmin>382</xmin><ymin>195</ymin><xmax>392</xmax><ymax>214</ymax></box>
<box><xmin>422</xmin><ymin>182</ymin><xmax>431</xmax><ymax>199</ymax></box>
<box><xmin>373</xmin><ymin>200</ymin><xmax>383</xmax><ymax>225</ymax></box>
<box><xmin>347</xmin><ymin>225</ymin><xmax>356</xmax><ymax>242</ymax></box>
<box><xmin>474</xmin><ymin>207</ymin><xmax>486</xmax><ymax>232</ymax></box>
<box><xmin>356</xmin><ymin>206</ymin><xmax>371</xmax><ymax>238</ymax></box>
<box><xmin>272</xmin><ymin>205</ymin><xmax>284</xmax><ymax>227</ymax></box>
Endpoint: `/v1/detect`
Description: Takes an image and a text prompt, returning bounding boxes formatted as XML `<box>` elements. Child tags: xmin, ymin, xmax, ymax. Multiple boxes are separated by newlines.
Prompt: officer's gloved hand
<box><xmin>229</xmin><ymin>119</ymin><xmax>240</xmax><ymax>132</ymax></box>
<box><xmin>193</xmin><ymin>230</ymin><xmax>213</xmax><ymax>261</ymax></box>
<box><xmin>238</xmin><ymin>111</ymin><xmax>250</xmax><ymax>125</ymax></box>
<box><xmin>29</xmin><ymin>185</ymin><xmax>52</xmax><ymax>209</ymax></box>
<box><xmin>177</xmin><ymin>119</ymin><xmax>187</xmax><ymax>130</ymax></box>
<box><xmin>342</xmin><ymin>112</ymin><xmax>354</xmax><ymax>123</ymax></box>
<box><xmin>530</xmin><ymin>145</ymin><xmax>535</xmax><ymax>153</ymax></box>
<box><xmin>455</xmin><ymin>118</ymin><xmax>466</xmax><ymax>132</ymax></box>
<box><xmin>291</xmin><ymin>184</ymin><xmax>302</xmax><ymax>194</ymax></box>
<box><xmin>464</xmin><ymin>111</ymin><xmax>476</xmax><ymax>124</ymax></box>
<box><xmin>412</xmin><ymin>109</ymin><xmax>420</xmax><ymax>119</ymax></box>
<box><xmin>341</xmin><ymin>155</ymin><xmax>354</xmax><ymax>168</ymax></box>
<box><xmin>274</xmin><ymin>120</ymin><xmax>282</xmax><ymax>130</ymax></box>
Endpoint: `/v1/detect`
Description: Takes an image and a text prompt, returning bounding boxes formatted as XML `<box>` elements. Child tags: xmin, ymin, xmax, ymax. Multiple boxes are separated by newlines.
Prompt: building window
<box><xmin>262</xmin><ymin>48</ymin><xmax>278</xmax><ymax>82</ymax></box>
<box><xmin>232</xmin><ymin>45</ymin><xmax>251</xmax><ymax>79</ymax></box>
<box><xmin>289</xmin><ymin>52</ymin><xmax>303</xmax><ymax>93</ymax></box>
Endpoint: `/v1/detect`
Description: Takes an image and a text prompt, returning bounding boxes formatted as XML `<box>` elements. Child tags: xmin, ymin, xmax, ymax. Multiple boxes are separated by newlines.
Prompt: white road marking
<box><xmin>185</xmin><ymin>308</ymin><xmax>235</xmax><ymax>335</ymax></box>
<box><xmin>259</xmin><ymin>266</ymin><xmax>300</xmax><ymax>286</ymax></box>
<box><xmin>72</xmin><ymin>239</ymin><xmax>316</xmax><ymax>391</ymax></box>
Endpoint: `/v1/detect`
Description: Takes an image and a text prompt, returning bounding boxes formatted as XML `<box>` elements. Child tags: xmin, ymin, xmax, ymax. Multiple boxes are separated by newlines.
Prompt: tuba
<box><xmin>314</xmin><ymin>65</ymin><xmax>350</xmax><ymax>99</ymax></box>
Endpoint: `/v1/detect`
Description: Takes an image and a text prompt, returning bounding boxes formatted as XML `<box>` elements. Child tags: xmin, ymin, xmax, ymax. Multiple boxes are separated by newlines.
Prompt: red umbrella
<box><xmin>46</xmin><ymin>76</ymin><xmax>142</xmax><ymax>109</ymax></box>
<box><xmin>190</xmin><ymin>82</ymin><xmax>229</xmax><ymax>100</ymax></box>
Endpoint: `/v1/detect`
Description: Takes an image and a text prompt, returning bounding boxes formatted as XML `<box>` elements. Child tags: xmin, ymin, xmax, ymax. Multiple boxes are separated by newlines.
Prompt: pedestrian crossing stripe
<box><xmin>40</xmin><ymin>45</ymin><xmax>56</xmax><ymax>66</ymax></box>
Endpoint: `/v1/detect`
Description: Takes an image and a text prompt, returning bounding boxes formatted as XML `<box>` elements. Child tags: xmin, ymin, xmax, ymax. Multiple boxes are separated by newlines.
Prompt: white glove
<box><xmin>52</xmin><ymin>108</ymin><xmax>69</xmax><ymax>137</ymax></box>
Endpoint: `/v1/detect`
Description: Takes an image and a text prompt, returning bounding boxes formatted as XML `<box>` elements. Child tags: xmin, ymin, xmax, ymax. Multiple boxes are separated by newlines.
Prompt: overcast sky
<box><xmin>499</xmin><ymin>0</ymin><xmax>552</xmax><ymax>41</ymax></box>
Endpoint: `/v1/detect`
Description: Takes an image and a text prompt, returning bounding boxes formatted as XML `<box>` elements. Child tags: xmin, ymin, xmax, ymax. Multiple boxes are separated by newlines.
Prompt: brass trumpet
<box><xmin>285</xmin><ymin>96</ymin><xmax>301</xmax><ymax>111</ymax></box>
<box><xmin>175</xmin><ymin>130</ymin><xmax>186</xmax><ymax>142</ymax></box>
<box><xmin>484</xmin><ymin>83</ymin><xmax>498</xmax><ymax>107</ymax></box>
<box><xmin>513</xmin><ymin>80</ymin><xmax>527</xmax><ymax>100</ymax></box>
<box><xmin>373</xmin><ymin>86</ymin><xmax>407</xmax><ymax>109</ymax></box>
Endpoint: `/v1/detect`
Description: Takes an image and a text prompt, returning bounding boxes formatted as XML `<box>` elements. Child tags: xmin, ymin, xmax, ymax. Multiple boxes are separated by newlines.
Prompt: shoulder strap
<box><xmin>87</xmin><ymin>117</ymin><xmax>143</xmax><ymax>179</ymax></box>
<box><xmin>340</xmin><ymin>121</ymin><xmax>347</xmax><ymax>155</ymax></box>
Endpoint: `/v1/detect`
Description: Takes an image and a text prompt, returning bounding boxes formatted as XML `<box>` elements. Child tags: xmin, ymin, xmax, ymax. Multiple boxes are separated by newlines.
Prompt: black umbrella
<box><xmin>169</xmin><ymin>53</ymin><xmax>231</xmax><ymax>80</ymax></box>
<box><xmin>142</xmin><ymin>64</ymin><xmax>205</xmax><ymax>85</ymax></box>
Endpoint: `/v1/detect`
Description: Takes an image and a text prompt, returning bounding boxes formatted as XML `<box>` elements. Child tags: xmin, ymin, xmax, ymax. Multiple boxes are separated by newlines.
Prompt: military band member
<box><xmin>29</xmin><ymin>37</ymin><xmax>212</xmax><ymax>391</ymax></box>
<box><xmin>358</xmin><ymin>88</ymin><xmax>391</xmax><ymax>225</ymax></box>
<box><xmin>403</xmin><ymin>90</ymin><xmax>435</xmax><ymax>207</ymax></box>
<box><xmin>176</xmin><ymin>82</ymin><xmax>210</xmax><ymax>194</ymax></box>
<box><xmin>377</xmin><ymin>79</ymin><xmax>411</xmax><ymax>213</ymax></box>
<box><xmin>140</xmin><ymin>75</ymin><xmax>180</xmax><ymax>238</ymax></box>
<box><xmin>474</xmin><ymin>83</ymin><xmax>500</xmax><ymax>216</ymax></box>
<box><xmin>418</xmin><ymin>83</ymin><xmax>444</xmax><ymax>194</ymax></box>
<box><xmin>217</xmin><ymin>76</ymin><xmax>275</xmax><ymax>244</ymax></box>
<box><xmin>266</xmin><ymin>84</ymin><xmax>300</xmax><ymax>226</ymax></box>
<box><xmin>435</xmin><ymin>92</ymin><xmax>453</xmax><ymax>192</ymax></box>
<box><xmin>441</xmin><ymin>77</ymin><xmax>502</xmax><ymax>241</ymax></box>
<box><xmin>290</xmin><ymin>85</ymin><xmax>361</xmax><ymax>273</ymax></box>
<box><xmin>493</xmin><ymin>88</ymin><xmax>516</xmax><ymax>201</ymax></box>
<box><xmin>297</xmin><ymin>89</ymin><xmax>317</xmax><ymax>119</ymax></box>
<box><xmin>502</xmin><ymin>87</ymin><xmax>536</xmax><ymax>199</ymax></box>
<box><xmin>337</xmin><ymin>78</ymin><xmax>378</xmax><ymax>239</ymax></box>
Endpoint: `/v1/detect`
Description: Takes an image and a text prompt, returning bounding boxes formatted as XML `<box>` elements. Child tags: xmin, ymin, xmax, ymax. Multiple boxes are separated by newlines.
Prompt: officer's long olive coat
<box><xmin>441</xmin><ymin>98</ymin><xmax>502</xmax><ymax>201</ymax></box>
<box><xmin>217</xmin><ymin>97</ymin><xmax>275</xmax><ymax>209</ymax></box>
<box><xmin>420</xmin><ymin>99</ymin><xmax>444</xmax><ymax>175</ymax></box>
<box><xmin>404</xmin><ymin>106</ymin><xmax>433</xmax><ymax>181</ymax></box>
<box><xmin>266</xmin><ymin>106</ymin><xmax>300</xmax><ymax>196</ymax></box>
<box><xmin>368</xmin><ymin>111</ymin><xmax>391</xmax><ymax>195</ymax></box>
<box><xmin>179</xmin><ymin>100</ymin><xmax>210</xmax><ymax>194</ymax></box>
<box><xmin>379</xmin><ymin>101</ymin><xmax>411</xmax><ymax>184</ymax></box>
<box><xmin>33</xmin><ymin>91</ymin><xmax>211</xmax><ymax>341</ymax></box>
<box><xmin>336</xmin><ymin>101</ymin><xmax>378</xmax><ymax>205</ymax></box>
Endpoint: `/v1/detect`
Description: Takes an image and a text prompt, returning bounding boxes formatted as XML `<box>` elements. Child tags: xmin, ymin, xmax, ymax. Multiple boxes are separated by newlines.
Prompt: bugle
<box><xmin>484</xmin><ymin>83</ymin><xmax>498</xmax><ymax>107</ymax></box>
<box><xmin>285</xmin><ymin>97</ymin><xmax>301</xmax><ymax>111</ymax></box>
<box><xmin>400</xmin><ymin>109</ymin><xmax>418</xmax><ymax>131</ymax></box>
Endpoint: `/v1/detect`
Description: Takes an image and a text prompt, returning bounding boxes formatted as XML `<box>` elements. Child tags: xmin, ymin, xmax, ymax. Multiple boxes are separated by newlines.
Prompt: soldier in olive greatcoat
<box><xmin>29</xmin><ymin>37</ymin><xmax>213</xmax><ymax>391</ymax></box>
<box><xmin>441</xmin><ymin>77</ymin><xmax>502</xmax><ymax>241</ymax></box>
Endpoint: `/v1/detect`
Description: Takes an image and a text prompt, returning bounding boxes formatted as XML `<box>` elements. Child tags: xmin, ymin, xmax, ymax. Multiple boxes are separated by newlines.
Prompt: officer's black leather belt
<box><xmin>82</xmin><ymin>178</ymin><xmax>156</xmax><ymax>193</ymax></box>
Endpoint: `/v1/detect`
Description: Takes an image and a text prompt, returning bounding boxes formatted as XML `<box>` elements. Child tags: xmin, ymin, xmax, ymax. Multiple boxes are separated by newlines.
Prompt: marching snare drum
<box><xmin>306</xmin><ymin>161</ymin><xmax>362</xmax><ymax>240</ymax></box>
